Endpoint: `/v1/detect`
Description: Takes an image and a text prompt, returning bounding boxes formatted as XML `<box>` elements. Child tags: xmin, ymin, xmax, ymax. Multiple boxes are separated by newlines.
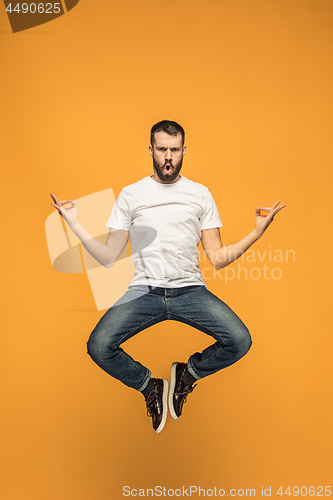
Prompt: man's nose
<box><xmin>165</xmin><ymin>148</ymin><xmax>172</xmax><ymax>160</ymax></box>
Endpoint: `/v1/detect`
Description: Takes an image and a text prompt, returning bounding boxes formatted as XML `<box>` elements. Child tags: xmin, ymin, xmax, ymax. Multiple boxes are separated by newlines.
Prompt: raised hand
<box><xmin>50</xmin><ymin>193</ymin><xmax>78</xmax><ymax>227</ymax></box>
<box><xmin>255</xmin><ymin>200</ymin><xmax>286</xmax><ymax>238</ymax></box>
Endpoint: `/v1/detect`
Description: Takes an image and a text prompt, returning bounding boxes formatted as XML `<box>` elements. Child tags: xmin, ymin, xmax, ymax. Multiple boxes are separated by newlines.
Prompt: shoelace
<box><xmin>177</xmin><ymin>383</ymin><xmax>197</xmax><ymax>410</ymax></box>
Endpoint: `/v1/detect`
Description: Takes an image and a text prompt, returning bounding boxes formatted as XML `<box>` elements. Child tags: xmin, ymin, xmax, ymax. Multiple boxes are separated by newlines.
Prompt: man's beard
<box><xmin>152</xmin><ymin>155</ymin><xmax>183</xmax><ymax>183</ymax></box>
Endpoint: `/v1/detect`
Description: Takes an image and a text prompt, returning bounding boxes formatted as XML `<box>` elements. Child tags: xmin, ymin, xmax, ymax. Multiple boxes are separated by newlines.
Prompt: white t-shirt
<box><xmin>106</xmin><ymin>175</ymin><xmax>223</xmax><ymax>288</ymax></box>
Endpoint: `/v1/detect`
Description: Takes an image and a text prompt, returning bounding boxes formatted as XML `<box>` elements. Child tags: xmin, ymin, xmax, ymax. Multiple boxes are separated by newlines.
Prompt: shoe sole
<box><xmin>155</xmin><ymin>378</ymin><xmax>169</xmax><ymax>433</ymax></box>
<box><xmin>169</xmin><ymin>362</ymin><xmax>179</xmax><ymax>420</ymax></box>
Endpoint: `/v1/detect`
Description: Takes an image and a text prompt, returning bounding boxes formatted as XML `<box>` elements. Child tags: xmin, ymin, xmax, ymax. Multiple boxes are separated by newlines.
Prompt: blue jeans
<box><xmin>87</xmin><ymin>285</ymin><xmax>252</xmax><ymax>392</ymax></box>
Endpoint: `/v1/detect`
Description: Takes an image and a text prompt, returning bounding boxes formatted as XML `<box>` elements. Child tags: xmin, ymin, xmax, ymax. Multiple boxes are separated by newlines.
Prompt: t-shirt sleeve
<box><xmin>200</xmin><ymin>189</ymin><xmax>223</xmax><ymax>230</ymax></box>
<box><xmin>106</xmin><ymin>188</ymin><xmax>131</xmax><ymax>231</ymax></box>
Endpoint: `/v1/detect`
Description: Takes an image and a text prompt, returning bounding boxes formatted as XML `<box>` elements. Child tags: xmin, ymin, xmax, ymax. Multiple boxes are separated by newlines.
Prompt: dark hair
<box><xmin>150</xmin><ymin>120</ymin><xmax>185</xmax><ymax>146</ymax></box>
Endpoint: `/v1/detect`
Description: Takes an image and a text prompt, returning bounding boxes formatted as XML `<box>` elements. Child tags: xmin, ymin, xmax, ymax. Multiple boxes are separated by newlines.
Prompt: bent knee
<box><xmin>234</xmin><ymin>326</ymin><xmax>252</xmax><ymax>356</ymax></box>
<box><xmin>87</xmin><ymin>331</ymin><xmax>107</xmax><ymax>359</ymax></box>
<box><xmin>86</xmin><ymin>329</ymin><xmax>119</xmax><ymax>361</ymax></box>
<box><xmin>86</xmin><ymin>334</ymin><xmax>99</xmax><ymax>358</ymax></box>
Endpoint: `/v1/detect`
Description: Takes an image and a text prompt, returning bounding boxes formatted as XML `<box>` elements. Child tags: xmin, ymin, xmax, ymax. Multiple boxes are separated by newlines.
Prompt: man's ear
<box><xmin>182</xmin><ymin>145</ymin><xmax>187</xmax><ymax>156</ymax></box>
<box><xmin>149</xmin><ymin>145</ymin><xmax>153</xmax><ymax>156</ymax></box>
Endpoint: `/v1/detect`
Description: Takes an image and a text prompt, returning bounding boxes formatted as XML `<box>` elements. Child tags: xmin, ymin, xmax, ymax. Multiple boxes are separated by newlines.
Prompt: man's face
<box><xmin>149</xmin><ymin>131</ymin><xmax>186</xmax><ymax>183</ymax></box>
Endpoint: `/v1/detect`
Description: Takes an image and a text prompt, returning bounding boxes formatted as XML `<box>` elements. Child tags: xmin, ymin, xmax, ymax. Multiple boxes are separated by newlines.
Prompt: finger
<box><xmin>59</xmin><ymin>200</ymin><xmax>75</xmax><ymax>207</ymax></box>
<box><xmin>257</xmin><ymin>207</ymin><xmax>271</xmax><ymax>212</ymax></box>
<box><xmin>50</xmin><ymin>193</ymin><xmax>59</xmax><ymax>204</ymax></box>
<box><xmin>269</xmin><ymin>201</ymin><xmax>281</xmax><ymax>216</ymax></box>
<box><xmin>256</xmin><ymin>207</ymin><xmax>272</xmax><ymax>216</ymax></box>
<box><xmin>50</xmin><ymin>202</ymin><xmax>62</xmax><ymax>211</ymax></box>
<box><xmin>264</xmin><ymin>201</ymin><xmax>280</xmax><ymax>212</ymax></box>
<box><xmin>258</xmin><ymin>202</ymin><xmax>282</xmax><ymax>213</ymax></box>
<box><xmin>272</xmin><ymin>204</ymin><xmax>286</xmax><ymax>213</ymax></box>
<box><xmin>50</xmin><ymin>204</ymin><xmax>64</xmax><ymax>217</ymax></box>
<box><xmin>267</xmin><ymin>205</ymin><xmax>286</xmax><ymax>223</ymax></box>
<box><xmin>268</xmin><ymin>202</ymin><xmax>283</xmax><ymax>214</ymax></box>
<box><xmin>272</xmin><ymin>205</ymin><xmax>286</xmax><ymax>216</ymax></box>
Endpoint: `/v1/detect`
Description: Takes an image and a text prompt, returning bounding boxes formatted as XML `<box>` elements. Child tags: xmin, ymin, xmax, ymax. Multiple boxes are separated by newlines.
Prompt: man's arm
<box><xmin>50</xmin><ymin>193</ymin><xmax>129</xmax><ymax>268</ymax></box>
<box><xmin>201</xmin><ymin>200</ymin><xmax>286</xmax><ymax>271</ymax></box>
<box><xmin>72</xmin><ymin>223</ymin><xmax>129</xmax><ymax>268</ymax></box>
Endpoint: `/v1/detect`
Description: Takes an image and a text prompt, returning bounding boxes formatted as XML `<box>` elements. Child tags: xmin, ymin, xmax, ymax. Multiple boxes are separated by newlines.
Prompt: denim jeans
<box><xmin>87</xmin><ymin>285</ymin><xmax>252</xmax><ymax>392</ymax></box>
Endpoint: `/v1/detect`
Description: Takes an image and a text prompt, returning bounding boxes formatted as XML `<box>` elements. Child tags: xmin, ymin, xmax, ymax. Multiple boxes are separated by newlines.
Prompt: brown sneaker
<box><xmin>144</xmin><ymin>378</ymin><xmax>169</xmax><ymax>433</ymax></box>
<box><xmin>169</xmin><ymin>362</ymin><xmax>197</xmax><ymax>420</ymax></box>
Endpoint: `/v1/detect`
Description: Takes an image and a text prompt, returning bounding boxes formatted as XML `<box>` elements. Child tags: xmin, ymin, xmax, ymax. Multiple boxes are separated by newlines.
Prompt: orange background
<box><xmin>1</xmin><ymin>1</ymin><xmax>332</xmax><ymax>499</ymax></box>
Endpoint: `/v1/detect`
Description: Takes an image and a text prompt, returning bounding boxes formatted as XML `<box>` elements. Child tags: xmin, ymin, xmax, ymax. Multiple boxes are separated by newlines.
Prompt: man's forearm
<box><xmin>69</xmin><ymin>221</ymin><xmax>115</xmax><ymax>267</ymax></box>
<box><xmin>215</xmin><ymin>229</ymin><xmax>261</xmax><ymax>270</ymax></box>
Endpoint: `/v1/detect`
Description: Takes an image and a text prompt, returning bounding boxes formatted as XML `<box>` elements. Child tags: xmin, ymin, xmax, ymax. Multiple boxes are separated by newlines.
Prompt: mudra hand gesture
<box><xmin>255</xmin><ymin>200</ymin><xmax>286</xmax><ymax>238</ymax></box>
<box><xmin>50</xmin><ymin>193</ymin><xmax>78</xmax><ymax>227</ymax></box>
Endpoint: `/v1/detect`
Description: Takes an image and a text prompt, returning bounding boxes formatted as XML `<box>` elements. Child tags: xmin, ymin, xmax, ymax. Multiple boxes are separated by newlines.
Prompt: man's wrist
<box><xmin>69</xmin><ymin>220</ymin><xmax>80</xmax><ymax>233</ymax></box>
<box><xmin>252</xmin><ymin>228</ymin><xmax>262</xmax><ymax>241</ymax></box>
